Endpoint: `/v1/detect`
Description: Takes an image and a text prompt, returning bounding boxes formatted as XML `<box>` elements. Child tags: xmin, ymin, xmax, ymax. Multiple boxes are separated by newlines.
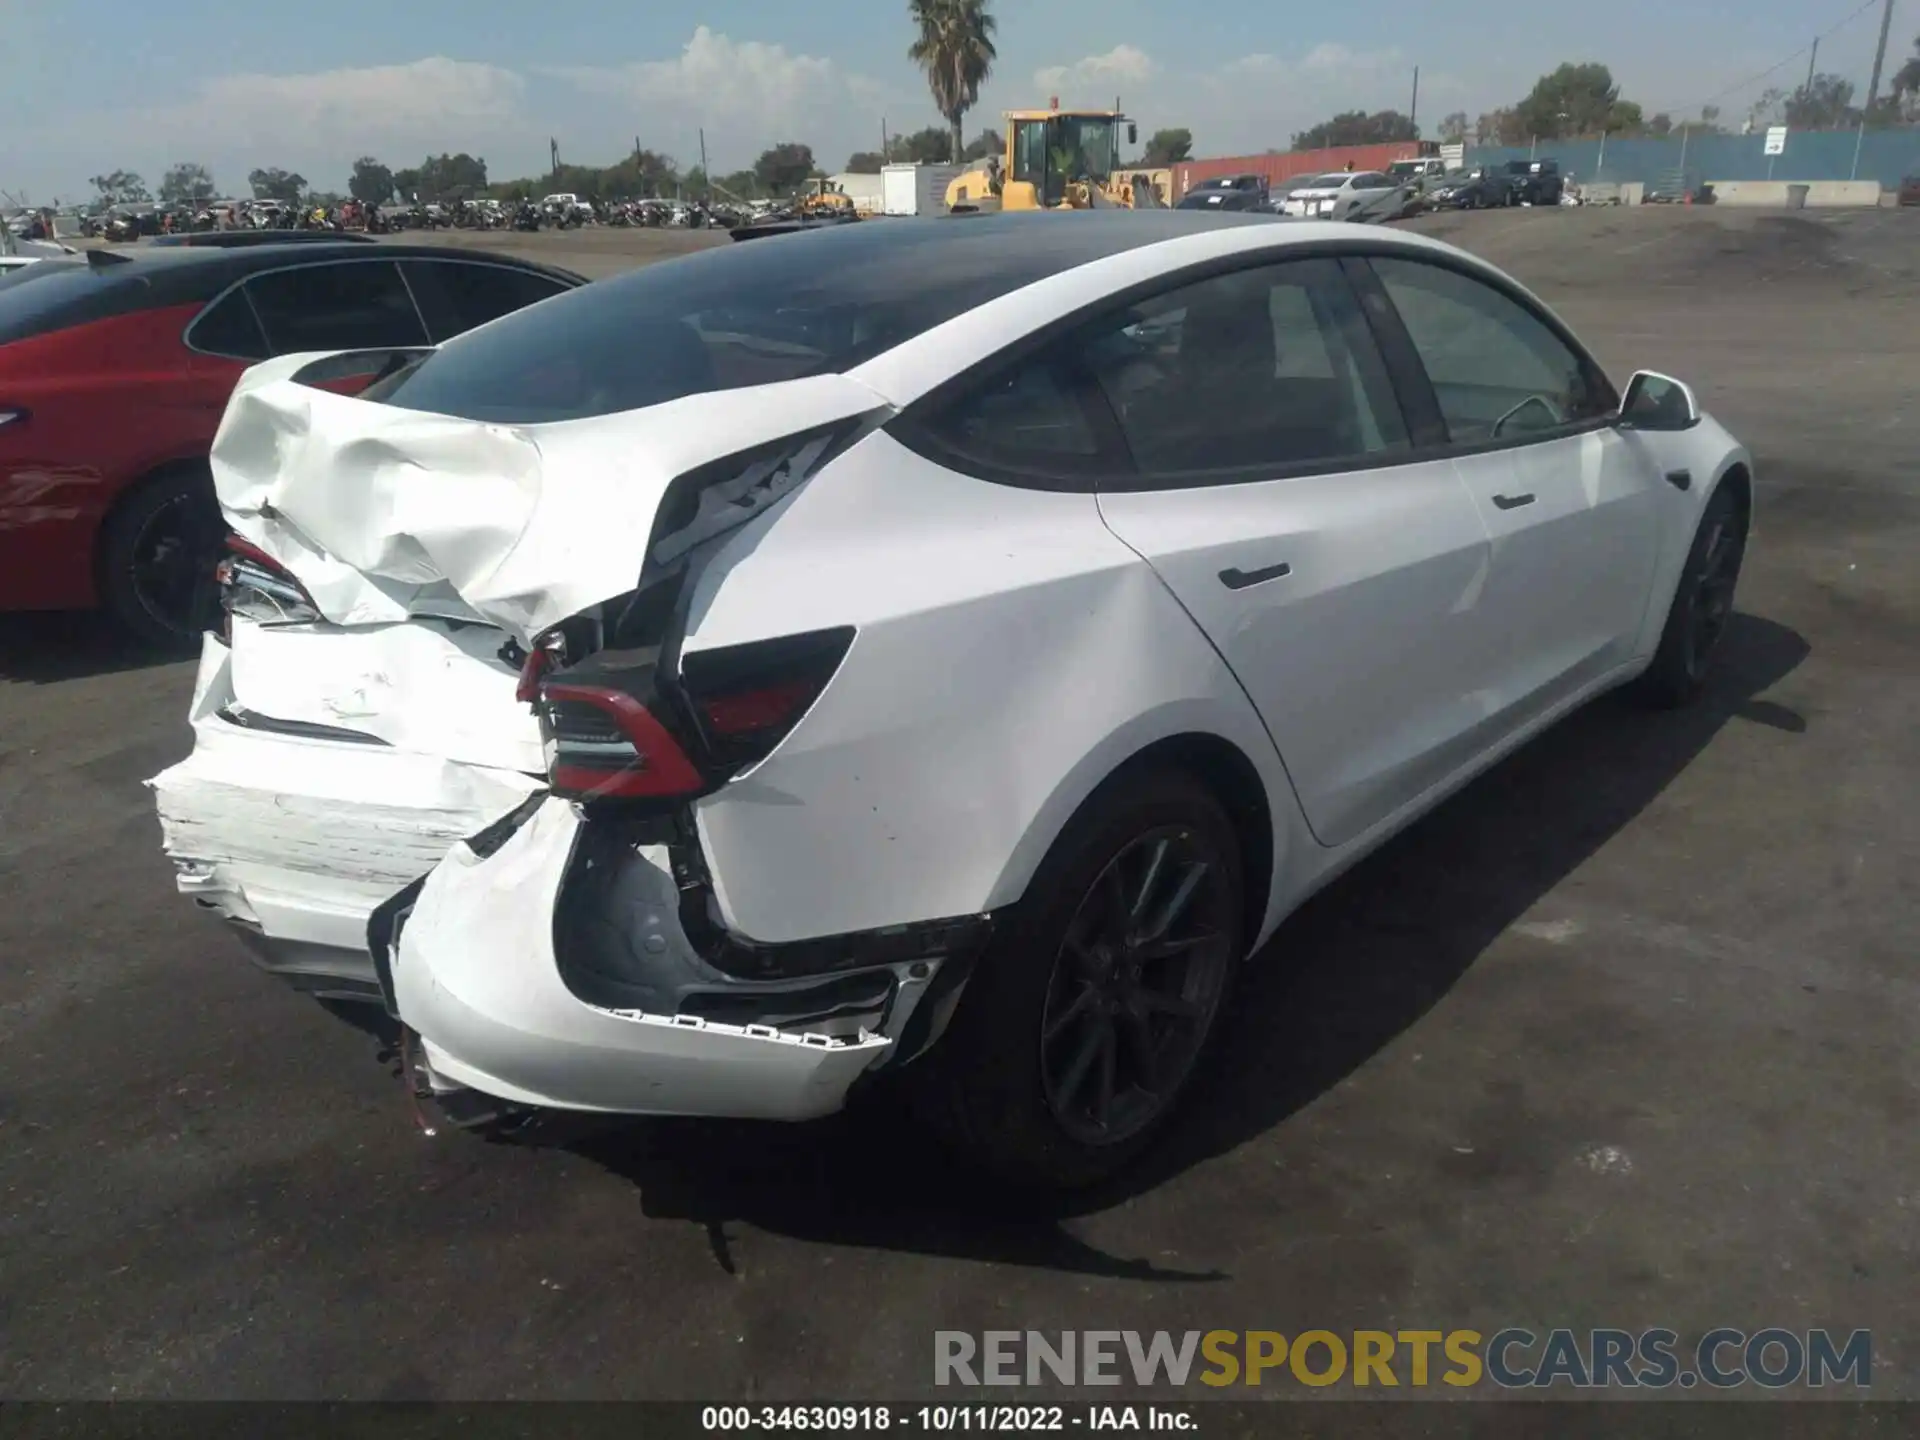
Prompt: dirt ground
<box><xmin>1</xmin><ymin>206</ymin><xmax>1915</xmax><ymax>1402</ymax></box>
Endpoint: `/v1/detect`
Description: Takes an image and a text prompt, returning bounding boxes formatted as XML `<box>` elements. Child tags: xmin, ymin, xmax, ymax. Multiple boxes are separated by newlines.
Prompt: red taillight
<box><xmin>680</xmin><ymin>627</ymin><xmax>855</xmax><ymax>772</ymax></box>
<box><xmin>698</xmin><ymin>679</ymin><xmax>818</xmax><ymax>737</ymax></box>
<box><xmin>515</xmin><ymin>640</ymin><xmax>559</xmax><ymax>703</ymax></box>
<box><xmin>540</xmin><ymin>683</ymin><xmax>704</xmax><ymax>801</ymax></box>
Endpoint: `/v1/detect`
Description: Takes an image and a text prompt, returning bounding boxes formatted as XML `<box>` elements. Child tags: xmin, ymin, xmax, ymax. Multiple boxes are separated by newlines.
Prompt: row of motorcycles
<box><xmin>385</xmin><ymin>198</ymin><xmax>751</xmax><ymax>232</ymax></box>
<box><xmin>79</xmin><ymin>195</ymin><xmax>761</xmax><ymax>243</ymax></box>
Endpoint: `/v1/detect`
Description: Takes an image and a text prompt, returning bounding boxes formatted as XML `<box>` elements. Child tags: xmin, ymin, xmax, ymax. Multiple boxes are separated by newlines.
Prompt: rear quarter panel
<box><xmin>677</xmin><ymin>429</ymin><xmax>1300</xmax><ymax>946</ymax></box>
<box><xmin>0</xmin><ymin>303</ymin><xmax>229</xmax><ymax>610</ymax></box>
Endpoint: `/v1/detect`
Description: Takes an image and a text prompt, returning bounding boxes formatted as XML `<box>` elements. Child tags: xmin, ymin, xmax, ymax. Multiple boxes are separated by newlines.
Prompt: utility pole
<box><xmin>698</xmin><ymin>127</ymin><xmax>710</xmax><ymax>197</ymax></box>
<box><xmin>1802</xmin><ymin>37</ymin><xmax>1819</xmax><ymax>102</ymax></box>
<box><xmin>1410</xmin><ymin>67</ymin><xmax>1420</xmax><ymax>133</ymax></box>
<box><xmin>1865</xmin><ymin>0</ymin><xmax>1896</xmax><ymax>110</ymax></box>
<box><xmin>881</xmin><ymin>116</ymin><xmax>889</xmax><ymax>163</ymax></box>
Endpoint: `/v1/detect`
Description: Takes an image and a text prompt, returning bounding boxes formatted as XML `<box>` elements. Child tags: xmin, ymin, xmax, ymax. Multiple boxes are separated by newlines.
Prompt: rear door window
<box><xmin>244</xmin><ymin>260</ymin><xmax>428</xmax><ymax>354</ymax></box>
<box><xmin>186</xmin><ymin>288</ymin><xmax>269</xmax><ymax>359</ymax></box>
<box><xmin>1076</xmin><ymin>257</ymin><xmax>1409</xmax><ymax>481</ymax></box>
<box><xmin>400</xmin><ymin>260</ymin><xmax>573</xmax><ymax>342</ymax></box>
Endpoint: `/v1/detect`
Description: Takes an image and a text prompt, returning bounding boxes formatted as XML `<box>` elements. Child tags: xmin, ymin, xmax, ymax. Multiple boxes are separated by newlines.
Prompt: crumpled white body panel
<box><xmin>211</xmin><ymin>354</ymin><xmax>885</xmax><ymax>639</ymax></box>
<box><xmin>395</xmin><ymin>796</ymin><xmax>891</xmax><ymax>1119</ymax></box>
<box><xmin>148</xmin><ymin>632</ymin><xmax>543</xmax><ymax>979</ymax></box>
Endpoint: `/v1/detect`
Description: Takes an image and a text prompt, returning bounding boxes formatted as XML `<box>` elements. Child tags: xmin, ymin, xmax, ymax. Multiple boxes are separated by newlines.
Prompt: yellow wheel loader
<box><xmin>945</xmin><ymin>105</ymin><xmax>1172</xmax><ymax>214</ymax></box>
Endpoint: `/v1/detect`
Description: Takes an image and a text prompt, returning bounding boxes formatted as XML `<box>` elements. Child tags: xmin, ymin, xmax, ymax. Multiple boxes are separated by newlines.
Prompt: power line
<box><xmin>1658</xmin><ymin>0</ymin><xmax>1883</xmax><ymax>116</ymax></box>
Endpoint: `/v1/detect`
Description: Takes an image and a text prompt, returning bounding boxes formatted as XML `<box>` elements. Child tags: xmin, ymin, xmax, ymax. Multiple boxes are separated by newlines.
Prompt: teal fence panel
<box><xmin>1464</xmin><ymin>128</ymin><xmax>1920</xmax><ymax>190</ymax></box>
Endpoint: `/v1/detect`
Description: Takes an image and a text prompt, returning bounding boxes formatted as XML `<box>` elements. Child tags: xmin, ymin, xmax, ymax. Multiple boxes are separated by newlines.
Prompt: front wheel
<box><xmin>1632</xmin><ymin>483</ymin><xmax>1748</xmax><ymax>708</ymax></box>
<box><xmin>916</xmin><ymin>769</ymin><xmax>1244</xmax><ymax>1191</ymax></box>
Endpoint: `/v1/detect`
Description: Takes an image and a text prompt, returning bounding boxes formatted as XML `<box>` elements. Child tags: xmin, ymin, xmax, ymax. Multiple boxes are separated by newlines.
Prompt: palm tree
<box><xmin>908</xmin><ymin>0</ymin><xmax>998</xmax><ymax>166</ymax></box>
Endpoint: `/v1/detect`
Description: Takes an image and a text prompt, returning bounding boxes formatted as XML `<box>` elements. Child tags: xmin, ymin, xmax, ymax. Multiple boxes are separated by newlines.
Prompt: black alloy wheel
<box><xmin>912</xmin><ymin>767</ymin><xmax>1246</xmax><ymax>1191</ymax></box>
<box><xmin>1632</xmin><ymin>483</ymin><xmax>1748</xmax><ymax>708</ymax></box>
<box><xmin>1039</xmin><ymin>827</ymin><xmax>1235</xmax><ymax>1145</ymax></box>
<box><xmin>1681</xmin><ymin>504</ymin><xmax>1745</xmax><ymax>685</ymax></box>
<box><xmin>99</xmin><ymin>470</ymin><xmax>227</xmax><ymax>648</ymax></box>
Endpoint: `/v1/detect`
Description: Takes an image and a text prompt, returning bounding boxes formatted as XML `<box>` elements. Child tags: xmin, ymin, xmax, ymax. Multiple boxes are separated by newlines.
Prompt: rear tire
<box><xmin>916</xmin><ymin>768</ymin><xmax>1244</xmax><ymax>1192</ymax></box>
<box><xmin>1631</xmin><ymin>483</ymin><xmax>1747</xmax><ymax>709</ymax></box>
<box><xmin>96</xmin><ymin>466</ymin><xmax>226</xmax><ymax>650</ymax></box>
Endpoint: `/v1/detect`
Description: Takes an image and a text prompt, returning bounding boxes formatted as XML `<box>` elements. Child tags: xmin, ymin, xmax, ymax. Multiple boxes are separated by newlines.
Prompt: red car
<box><xmin>0</xmin><ymin>242</ymin><xmax>584</xmax><ymax>643</ymax></box>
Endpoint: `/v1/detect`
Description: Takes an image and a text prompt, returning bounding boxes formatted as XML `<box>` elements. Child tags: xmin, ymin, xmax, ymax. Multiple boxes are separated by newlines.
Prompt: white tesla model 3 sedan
<box><xmin>151</xmin><ymin>213</ymin><xmax>1751</xmax><ymax>1188</ymax></box>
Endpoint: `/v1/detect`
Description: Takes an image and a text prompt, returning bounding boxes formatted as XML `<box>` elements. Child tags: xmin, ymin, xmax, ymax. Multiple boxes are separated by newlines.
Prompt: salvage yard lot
<box><xmin>2</xmin><ymin>207</ymin><xmax>1915</xmax><ymax>1400</ymax></box>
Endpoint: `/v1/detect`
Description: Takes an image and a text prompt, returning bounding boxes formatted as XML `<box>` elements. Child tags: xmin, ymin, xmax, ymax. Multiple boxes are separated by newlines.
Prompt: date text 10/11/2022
<box><xmin>702</xmin><ymin>1408</ymin><xmax>1193</xmax><ymax>1431</ymax></box>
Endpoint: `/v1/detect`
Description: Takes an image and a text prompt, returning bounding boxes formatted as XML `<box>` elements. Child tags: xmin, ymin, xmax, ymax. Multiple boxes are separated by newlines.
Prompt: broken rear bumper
<box><xmin>148</xmin><ymin>637</ymin><xmax>544</xmax><ymax>1000</ymax></box>
<box><xmin>382</xmin><ymin>795</ymin><xmax>942</xmax><ymax>1121</ymax></box>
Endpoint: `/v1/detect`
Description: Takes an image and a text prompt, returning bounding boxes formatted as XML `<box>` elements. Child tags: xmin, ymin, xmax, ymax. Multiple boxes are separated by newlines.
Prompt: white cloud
<box><xmin>189</xmin><ymin>57</ymin><xmax>527</xmax><ymax>142</ymax></box>
<box><xmin>547</xmin><ymin>26</ymin><xmax>901</xmax><ymax>172</ymax></box>
<box><xmin>22</xmin><ymin>57</ymin><xmax>528</xmax><ymax>198</ymax></box>
<box><xmin>1032</xmin><ymin>46</ymin><xmax>1157</xmax><ymax>105</ymax></box>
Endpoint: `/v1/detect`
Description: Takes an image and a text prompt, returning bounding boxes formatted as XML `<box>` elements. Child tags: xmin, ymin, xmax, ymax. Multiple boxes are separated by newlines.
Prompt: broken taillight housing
<box><xmin>540</xmin><ymin>681</ymin><xmax>706</xmax><ymax>801</ymax></box>
<box><xmin>534</xmin><ymin>627</ymin><xmax>855</xmax><ymax>806</ymax></box>
<box><xmin>215</xmin><ymin>535</ymin><xmax>321</xmax><ymax>638</ymax></box>
<box><xmin>679</xmin><ymin>627</ymin><xmax>856</xmax><ymax>772</ymax></box>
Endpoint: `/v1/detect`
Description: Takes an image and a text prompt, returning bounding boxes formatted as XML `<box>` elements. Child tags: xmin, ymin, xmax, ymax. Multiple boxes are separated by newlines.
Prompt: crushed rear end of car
<box><xmin>147</xmin><ymin>350</ymin><xmax>982</xmax><ymax>1122</ymax></box>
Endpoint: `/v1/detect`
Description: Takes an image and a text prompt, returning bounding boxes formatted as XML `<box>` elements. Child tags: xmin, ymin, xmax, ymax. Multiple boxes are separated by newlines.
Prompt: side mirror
<box><xmin>1619</xmin><ymin>370</ymin><xmax>1701</xmax><ymax>431</ymax></box>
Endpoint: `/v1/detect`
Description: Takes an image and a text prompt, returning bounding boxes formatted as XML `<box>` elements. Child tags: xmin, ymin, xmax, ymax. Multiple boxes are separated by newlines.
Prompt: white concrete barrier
<box><xmin>1706</xmin><ymin>180</ymin><xmax>1882</xmax><ymax>207</ymax></box>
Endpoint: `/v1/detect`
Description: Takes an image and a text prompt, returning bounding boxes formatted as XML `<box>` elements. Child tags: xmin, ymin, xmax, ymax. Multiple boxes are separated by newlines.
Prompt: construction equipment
<box><xmin>945</xmin><ymin>102</ymin><xmax>1169</xmax><ymax>213</ymax></box>
<box><xmin>793</xmin><ymin>177</ymin><xmax>860</xmax><ymax>220</ymax></box>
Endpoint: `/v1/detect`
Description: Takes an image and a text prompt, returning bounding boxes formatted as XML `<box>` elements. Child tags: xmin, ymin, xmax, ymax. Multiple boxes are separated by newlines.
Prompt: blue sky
<box><xmin>3</xmin><ymin>0</ymin><xmax>1908</xmax><ymax>202</ymax></box>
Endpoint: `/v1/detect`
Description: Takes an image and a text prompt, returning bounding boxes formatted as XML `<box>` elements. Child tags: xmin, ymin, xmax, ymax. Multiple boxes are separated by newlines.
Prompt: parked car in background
<box><xmin>0</xmin><ymin>243</ymin><xmax>585</xmax><ymax>644</ymax></box>
<box><xmin>1430</xmin><ymin>166</ymin><xmax>1512</xmax><ymax>210</ymax></box>
<box><xmin>1504</xmin><ymin>159</ymin><xmax>1564</xmax><ymax>206</ymax></box>
<box><xmin>150</xmin><ymin>213</ymin><xmax>1752</xmax><ymax>1188</ymax></box>
<box><xmin>1184</xmin><ymin>173</ymin><xmax>1269</xmax><ymax>204</ymax></box>
<box><xmin>1279</xmin><ymin>171</ymin><xmax>1397</xmax><ymax>219</ymax></box>
<box><xmin>1898</xmin><ymin>175</ymin><xmax>1920</xmax><ymax>207</ymax></box>
<box><xmin>1177</xmin><ymin>183</ymin><xmax>1272</xmax><ymax>213</ymax></box>
<box><xmin>1385</xmin><ymin>157</ymin><xmax>1448</xmax><ymax>189</ymax></box>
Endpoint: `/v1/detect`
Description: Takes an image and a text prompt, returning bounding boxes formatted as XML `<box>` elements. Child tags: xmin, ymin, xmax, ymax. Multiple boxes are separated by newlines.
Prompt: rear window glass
<box><xmin>187</xmin><ymin>288</ymin><xmax>269</xmax><ymax>359</ymax></box>
<box><xmin>368</xmin><ymin>221</ymin><xmax>1165</xmax><ymax>424</ymax></box>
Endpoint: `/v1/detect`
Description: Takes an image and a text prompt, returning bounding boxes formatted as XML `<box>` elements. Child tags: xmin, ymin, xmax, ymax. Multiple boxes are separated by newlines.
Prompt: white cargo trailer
<box><xmin>882</xmin><ymin>163</ymin><xmax>963</xmax><ymax>216</ymax></box>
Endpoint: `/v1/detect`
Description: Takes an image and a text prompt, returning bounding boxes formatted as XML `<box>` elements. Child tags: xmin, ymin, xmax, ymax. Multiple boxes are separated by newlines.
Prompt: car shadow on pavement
<box><xmin>0</xmin><ymin>612</ymin><xmax>193</xmax><ymax>683</ymax></box>
<box><xmin>519</xmin><ymin>613</ymin><xmax>1810</xmax><ymax>1275</ymax></box>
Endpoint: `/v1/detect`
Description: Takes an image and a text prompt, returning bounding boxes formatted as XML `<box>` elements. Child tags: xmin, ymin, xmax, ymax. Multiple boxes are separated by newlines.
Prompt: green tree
<box><xmin>88</xmin><ymin>170</ymin><xmax>149</xmax><ymax>205</ymax></box>
<box><xmin>348</xmin><ymin>157</ymin><xmax>395</xmax><ymax>206</ymax></box>
<box><xmin>1785</xmin><ymin>74</ymin><xmax>1857</xmax><ymax>129</ymax></box>
<box><xmin>1888</xmin><ymin>32</ymin><xmax>1920</xmax><ymax>104</ymax></box>
<box><xmin>158</xmin><ymin>162</ymin><xmax>216</xmax><ymax>206</ymax></box>
<box><xmin>413</xmin><ymin>153</ymin><xmax>488</xmax><ymax>200</ymax></box>
<box><xmin>716</xmin><ymin>170</ymin><xmax>760</xmax><ymax>200</ymax></box>
<box><xmin>908</xmin><ymin>0</ymin><xmax>998</xmax><ymax>165</ymax></box>
<box><xmin>1292</xmin><ymin>110</ymin><xmax>1417</xmax><ymax>149</ymax></box>
<box><xmin>392</xmin><ymin>166</ymin><xmax>422</xmax><ymax>201</ymax></box>
<box><xmin>1438</xmin><ymin>112</ymin><xmax>1469</xmax><ymax>143</ymax></box>
<box><xmin>754</xmin><ymin>142</ymin><xmax>816</xmax><ymax>194</ymax></box>
<box><xmin>1747</xmin><ymin>88</ymin><xmax>1785</xmax><ymax>131</ymax></box>
<box><xmin>247</xmin><ymin>167</ymin><xmax>307</xmax><ymax>202</ymax></box>
<box><xmin>1475</xmin><ymin>108</ymin><xmax>1524</xmax><ymax>144</ymax></box>
<box><xmin>845</xmin><ymin>152</ymin><xmax>886</xmax><ymax>174</ymax></box>
<box><xmin>1646</xmin><ymin>112</ymin><xmax>1674</xmax><ymax>138</ymax></box>
<box><xmin>1141</xmin><ymin>127</ymin><xmax>1193</xmax><ymax>165</ymax></box>
<box><xmin>1512</xmin><ymin>63</ymin><xmax>1631</xmax><ymax>139</ymax></box>
<box><xmin>961</xmin><ymin>125</ymin><xmax>1001</xmax><ymax>161</ymax></box>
